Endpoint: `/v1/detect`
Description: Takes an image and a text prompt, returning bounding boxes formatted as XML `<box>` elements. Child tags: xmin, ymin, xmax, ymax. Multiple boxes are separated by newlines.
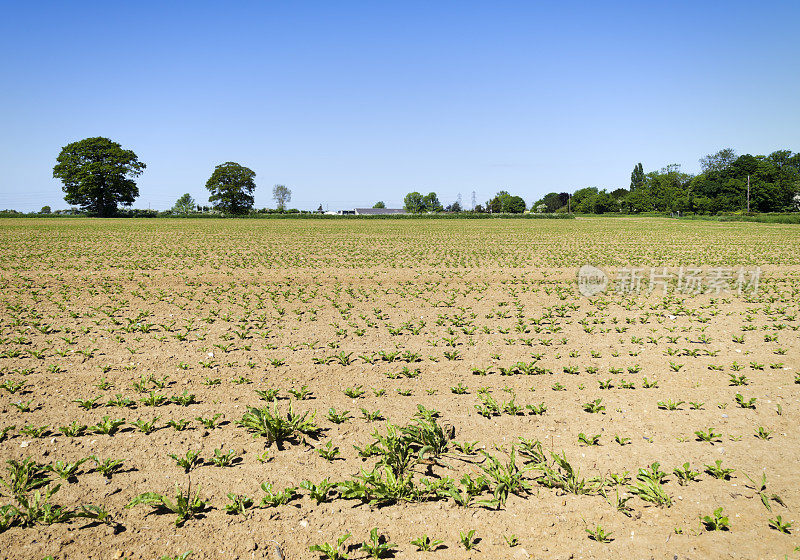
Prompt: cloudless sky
<box><xmin>1</xmin><ymin>1</ymin><xmax>799</xmax><ymax>211</ymax></box>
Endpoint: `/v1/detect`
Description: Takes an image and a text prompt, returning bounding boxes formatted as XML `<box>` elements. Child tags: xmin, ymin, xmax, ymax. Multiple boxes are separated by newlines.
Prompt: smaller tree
<box><xmin>39</xmin><ymin>205</ymin><xmax>51</xmax><ymax>214</ymax></box>
<box><xmin>273</xmin><ymin>184</ymin><xmax>291</xmax><ymax>211</ymax></box>
<box><xmin>630</xmin><ymin>163</ymin><xmax>645</xmax><ymax>190</ymax></box>
<box><xmin>172</xmin><ymin>193</ymin><xmax>196</xmax><ymax>214</ymax></box>
<box><xmin>206</xmin><ymin>162</ymin><xmax>256</xmax><ymax>214</ymax></box>
<box><xmin>445</xmin><ymin>200</ymin><xmax>462</xmax><ymax>212</ymax></box>
<box><xmin>373</xmin><ymin>201</ymin><xmax>386</xmax><ymax>208</ymax></box>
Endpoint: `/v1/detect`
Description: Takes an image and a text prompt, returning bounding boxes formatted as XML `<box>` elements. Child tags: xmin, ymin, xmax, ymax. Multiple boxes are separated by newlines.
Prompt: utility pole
<box><xmin>747</xmin><ymin>175</ymin><xmax>750</xmax><ymax>212</ymax></box>
<box><xmin>568</xmin><ymin>194</ymin><xmax>571</xmax><ymax>214</ymax></box>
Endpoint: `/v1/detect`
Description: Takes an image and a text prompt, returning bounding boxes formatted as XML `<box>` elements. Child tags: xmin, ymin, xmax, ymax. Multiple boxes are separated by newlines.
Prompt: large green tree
<box><xmin>421</xmin><ymin>192</ymin><xmax>442</xmax><ymax>212</ymax></box>
<box><xmin>53</xmin><ymin>137</ymin><xmax>145</xmax><ymax>216</ymax></box>
<box><xmin>488</xmin><ymin>191</ymin><xmax>526</xmax><ymax>213</ymax></box>
<box><xmin>206</xmin><ymin>162</ymin><xmax>256</xmax><ymax>214</ymax></box>
<box><xmin>403</xmin><ymin>191</ymin><xmax>425</xmax><ymax>213</ymax></box>
<box><xmin>533</xmin><ymin>192</ymin><xmax>568</xmax><ymax>213</ymax></box>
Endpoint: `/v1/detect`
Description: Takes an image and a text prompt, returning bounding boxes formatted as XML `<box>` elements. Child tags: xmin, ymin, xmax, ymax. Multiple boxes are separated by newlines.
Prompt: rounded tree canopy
<box><xmin>206</xmin><ymin>162</ymin><xmax>257</xmax><ymax>214</ymax></box>
<box><xmin>53</xmin><ymin>137</ymin><xmax>145</xmax><ymax>217</ymax></box>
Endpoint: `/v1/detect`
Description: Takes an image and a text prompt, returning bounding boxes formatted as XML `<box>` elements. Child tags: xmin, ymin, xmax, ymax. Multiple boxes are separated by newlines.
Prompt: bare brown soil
<box><xmin>0</xmin><ymin>218</ymin><xmax>798</xmax><ymax>560</ymax></box>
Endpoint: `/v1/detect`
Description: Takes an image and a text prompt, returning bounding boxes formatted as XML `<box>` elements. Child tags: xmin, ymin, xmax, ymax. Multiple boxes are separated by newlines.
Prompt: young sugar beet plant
<box><xmin>126</xmin><ymin>480</ymin><xmax>207</xmax><ymax>526</ymax></box>
<box><xmin>237</xmin><ymin>403</ymin><xmax>321</xmax><ymax>449</ymax></box>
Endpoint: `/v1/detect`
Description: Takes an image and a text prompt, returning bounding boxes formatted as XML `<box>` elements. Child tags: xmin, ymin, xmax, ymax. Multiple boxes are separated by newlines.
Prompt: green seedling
<box><xmin>327</xmin><ymin>408</ymin><xmax>352</xmax><ymax>424</ymax></box>
<box><xmin>92</xmin><ymin>416</ymin><xmax>125</xmax><ymax>436</ymax></box>
<box><xmin>585</xmin><ymin>524</ymin><xmax>613</xmax><ymax>542</ymax></box>
<box><xmin>224</xmin><ymin>493</ymin><xmax>253</xmax><ymax>517</ymax></box>
<box><xmin>141</xmin><ymin>391</ymin><xmax>167</xmax><ymax>407</ymax></box>
<box><xmin>210</xmin><ymin>448</ymin><xmax>238</xmax><ymax>467</ymax></box>
<box><xmin>703</xmin><ymin>460</ymin><xmax>734</xmax><ymax>481</ymax></box>
<box><xmin>503</xmin><ymin>534</ymin><xmax>520</xmax><ymax>547</ymax></box>
<box><xmin>21</xmin><ymin>425</ymin><xmax>49</xmax><ymax>438</ymax></box>
<box><xmin>657</xmin><ymin>399</ymin><xmax>684</xmax><ymax>410</ymax></box>
<box><xmin>343</xmin><ymin>385</ymin><xmax>365</xmax><ymax>398</ymax></box>
<box><xmin>768</xmin><ymin>515</ymin><xmax>792</xmax><ymax>534</ymax></box>
<box><xmin>673</xmin><ymin>463</ymin><xmax>700</xmax><ymax>485</ymax></box>
<box><xmin>133</xmin><ymin>417</ymin><xmax>160</xmax><ymax>434</ymax></box>
<box><xmin>51</xmin><ymin>458</ymin><xmax>89</xmax><ymax>481</ymax></box>
<box><xmin>701</xmin><ymin>507</ymin><xmax>730</xmax><ymax>531</ymax></box>
<box><xmin>695</xmin><ymin>427</ymin><xmax>722</xmax><ymax>443</ymax></box>
<box><xmin>310</xmin><ymin>532</ymin><xmax>351</xmax><ymax>560</ymax></box>
<box><xmin>578</xmin><ymin>433</ymin><xmax>600</xmax><ymax>446</ymax></box>
<box><xmin>107</xmin><ymin>394</ymin><xmax>134</xmax><ymax>408</ymax></box>
<box><xmin>255</xmin><ymin>388</ymin><xmax>280</xmax><ymax>402</ymax></box>
<box><xmin>171</xmin><ymin>391</ymin><xmax>196</xmax><ymax>406</ymax></box>
<box><xmin>734</xmin><ymin>393</ymin><xmax>756</xmax><ymax>409</ymax></box>
<box><xmin>411</xmin><ymin>534</ymin><xmax>443</xmax><ymax>552</ymax></box>
<box><xmin>195</xmin><ymin>414</ymin><xmax>222</xmax><ymax>429</ymax></box>
<box><xmin>91</xmin><ymin>456</ymin><xmax>124</xmax><ymax>478</ymax></box>
<box><xmin>73</xmin><ymin>397</ymin><xmax>102</xmax><ymax>410</ymax></box>
<box><xmin>755</xmin><ymin>426</ymin><xmax>772</xmax><ymax>440</ymax></box>
<box><xmin>317</xmin><ymin>440</ymin><xmax>341</xmax><ymax>461</ymax></box>
<box><xmin>288</xmin><ymin>385</ymin><xmax>312</xmax><ymax>400</ymax></box>
<box><xmin>169</xmin><ymin>450</ymin><xmax>201</xmax><ymax>473</ymax></box>
<box><xmin>259</xmin><ymin>482</ymin><xmax>297</xmax><ymax>507</ymax></box>
<box><xmin>126</xmin><ymin>483</ymin><xmax>206</xmax><ymax>526</ymax></box>
<box><xmin>459</xmin><ymin>529</ymin><xmax>479</xmax><ymax>550</ymax></box>
<box><xmin>301</xmin><ymin>478</ymin><xmax>336</xmax><ymax>504</ymax></box>
<box><xmin>582</xmin><ymin>398</ymin><xmax>605</xmax><ymax>413</ymax></box>
<box><xmin>59</xmin><ymin>421</ymin><xmax>87</xmax><ymax>438</ymax></box>
<box><xmin>168</xmin><ymin>419</ymin><xmax>191</xmax><ymax>431</ymax></box>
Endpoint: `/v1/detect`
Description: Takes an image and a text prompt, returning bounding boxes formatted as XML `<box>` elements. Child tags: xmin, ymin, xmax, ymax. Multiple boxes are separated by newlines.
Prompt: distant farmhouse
<box><xmin>321</xmin><ymin>207</ymin><xmax>406</xmax><ymax>215</ymax></box>
<box><xmin>354</xmin><ymin>208</ymin><xmax>406</xmax><ymax>215</ymax></box>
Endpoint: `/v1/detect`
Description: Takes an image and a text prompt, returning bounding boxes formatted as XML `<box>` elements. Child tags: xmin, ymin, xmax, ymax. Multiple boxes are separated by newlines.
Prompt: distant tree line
<box><xmin>402</xmin><ymin>190</ymin><xmax>526</xmax><ymax>213</ymax></box>
<box><xmin>533</xmin><ymin>149</ymin><xmax>800</xmax><ymax>214</ymax></box>
<box><xmin>39</xmin><ymin>137</ymin><xmax>800</xmax><ymax>217</ymax></box>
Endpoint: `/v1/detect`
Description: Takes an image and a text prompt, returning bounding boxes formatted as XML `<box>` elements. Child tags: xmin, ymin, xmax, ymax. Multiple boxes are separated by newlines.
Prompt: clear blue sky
<box><xmin>1</xmin><ymin>1</ymin><xmax>798</xmax><ymax>211</ymax></box>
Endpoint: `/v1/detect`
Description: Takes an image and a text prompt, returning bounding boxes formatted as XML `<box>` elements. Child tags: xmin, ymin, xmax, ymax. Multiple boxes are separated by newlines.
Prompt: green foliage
<box><xmin>459</xmin><ymin>529</ymin><xmax>479</xmax><ymax>550</ymax></box>
<box><xmin>701</xmin><ymin>507</ymin><xmax>730</xmax><ymax>531</ymax></box>
<box><xmin>126</xmin><ymin>483</ymin><xmax>206</xmax><ymax>526</ymax></box>
<box><xmin>487</xmin><ymin>191</ymin><xmax>526</xmax><ymax>213</ymax></box>
<box><xmin>169</xmin><ymin>450</ymin><xmax>201</xmax><ymax>473</ymax></box>
<box><xmin>585</xmin><ymin>524</ymin><xmax>613</xmax><ymax>542</ymax></box>
<box><xmin>272</xmin><ymin>184</ymin><xmax>292</xmax><ymax>211</ymax></box>
<box><xmin>172</xmin><ymin>193</ymin><xmax>196</xmax><ymax>214</ymax></box>
<box><xmin>52</xmin><ymin>137</ymin><xmax>145</xmax><ymax>216</ymax></box>
<box><xmin>310</xmin><ymin>532</ymin><xmax>351</xmax><ymax>559</ymax></box>
<box><xmin>206</xmin><ymin>162</ymin><xmax>257</xmax><ymax>214</ymax></box>
<box><xmin>259</xmin><ymin>482</ymin><xmax>297</xmax><ymax>507</ymax></box>
<box><xmin>360</xmin><ymin>527</ymin><xmax>397</xmax><ymax>558</ymax></box>
<box><xmin>404</xmin><ymin>191</ymin><xmax>442</xmax><ymax>213</ymax></box>
<box><xmin>411</xmin><ymin>534</ymin><xmax>443</xmax><ymax>552</ymax></box>
<box><xmin>237</xmin><ymin>404</ymin><xmax>319</xmax><ymax>448</ymax></box>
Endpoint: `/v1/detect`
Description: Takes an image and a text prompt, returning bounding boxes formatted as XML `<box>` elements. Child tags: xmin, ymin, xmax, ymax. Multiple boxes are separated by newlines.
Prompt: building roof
<box><xmin>354</xmin><ymin>208</ymin><xmax>406</xmax><ymax>215</ymax></box>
